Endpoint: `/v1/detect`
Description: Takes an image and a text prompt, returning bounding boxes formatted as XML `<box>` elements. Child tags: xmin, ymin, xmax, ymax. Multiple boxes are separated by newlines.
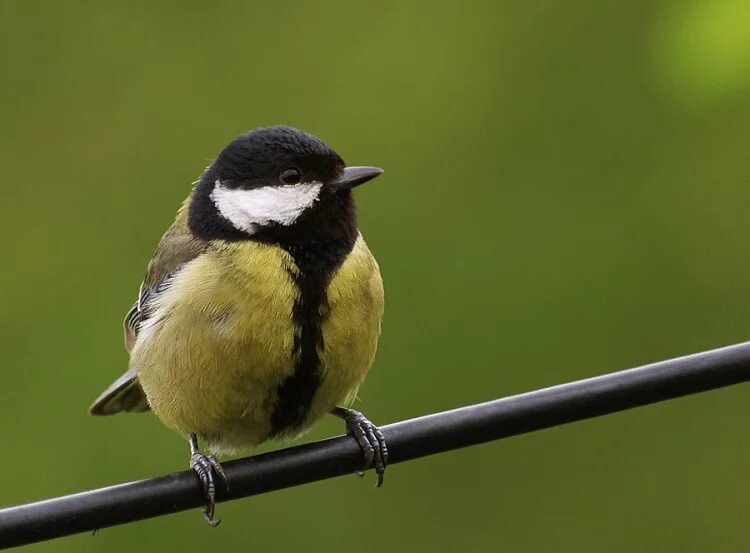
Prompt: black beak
<box><xmin>330</xmin><ymin>166</ymin><xmax>384</xmax><ymax>190</ymax></box>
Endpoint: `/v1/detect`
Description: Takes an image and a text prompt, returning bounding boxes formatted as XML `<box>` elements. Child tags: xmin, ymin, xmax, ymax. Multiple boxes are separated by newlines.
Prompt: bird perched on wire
<box><xmin>89</xmin><ymin>125</ymin><xmax>386</xmax><ymax>525</ymax></box>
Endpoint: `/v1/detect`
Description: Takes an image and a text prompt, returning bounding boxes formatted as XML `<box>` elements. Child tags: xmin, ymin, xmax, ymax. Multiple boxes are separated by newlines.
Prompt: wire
<box><xmin>2</xmin><ymin>340</ymin><xmax>750</xmax><ymax>549</ymax></box>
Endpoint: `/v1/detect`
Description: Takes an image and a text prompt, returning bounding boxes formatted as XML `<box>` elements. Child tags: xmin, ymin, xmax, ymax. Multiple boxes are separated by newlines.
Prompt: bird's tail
<box><xmin>88</xmin><ymin>368</ymin><xmax>150</xmax><ymax>415</ymax></box>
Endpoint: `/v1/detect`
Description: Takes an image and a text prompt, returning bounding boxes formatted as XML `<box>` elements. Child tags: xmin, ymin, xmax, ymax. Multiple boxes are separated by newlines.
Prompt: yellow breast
<box><xmin>134</xmin><ymin>240</ymin><xmax>298</xmax><ymax>446</ymax></box>
<box><xmin>311</xmin><ymin>236</ymin><xmax>384</xmax><ymax>420</ymax></box>
<box><xmin>133</xmin><ymin>235</ymin><xmax>383</xmax><ymax>453</ymax></box>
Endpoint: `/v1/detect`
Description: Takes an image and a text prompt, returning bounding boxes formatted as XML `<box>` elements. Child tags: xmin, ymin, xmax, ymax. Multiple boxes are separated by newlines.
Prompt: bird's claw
<box><xmin>337</xmin><ymin>408</ymin><xmax>388</xmax><ymax>487</ymax></box>
<box><xmin>189</xmin><ymin>434</ymin><xmax>228</xmax><ymax>526</ymax></box>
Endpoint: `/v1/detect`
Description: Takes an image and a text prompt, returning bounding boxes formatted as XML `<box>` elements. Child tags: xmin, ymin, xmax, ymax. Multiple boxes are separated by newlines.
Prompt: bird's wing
<box><xmin>90</xmin><ymin>198</ymin><xmax>209</xmax><ymax>415</ymax></box>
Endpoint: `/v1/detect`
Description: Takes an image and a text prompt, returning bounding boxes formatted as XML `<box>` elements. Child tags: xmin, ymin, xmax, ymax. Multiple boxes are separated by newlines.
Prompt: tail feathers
<box><xmin>89</xmin><ymin>369</ymin><xmax>150</xmax><ymax>415</ymax></box>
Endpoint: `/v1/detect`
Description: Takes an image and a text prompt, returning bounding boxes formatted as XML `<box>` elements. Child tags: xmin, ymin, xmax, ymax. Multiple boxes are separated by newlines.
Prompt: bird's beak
<box><xmin>330</xmin><ymin>166</ymin><xmax>384</xmax><ymax>190</ymax></box>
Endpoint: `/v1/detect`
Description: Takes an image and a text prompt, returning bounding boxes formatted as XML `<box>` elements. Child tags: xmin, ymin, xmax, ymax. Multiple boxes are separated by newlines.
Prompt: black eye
<box><xmin>279</xmin><ymin>168</ymin><xmax>302</xmax><ymax>185</ymax></box>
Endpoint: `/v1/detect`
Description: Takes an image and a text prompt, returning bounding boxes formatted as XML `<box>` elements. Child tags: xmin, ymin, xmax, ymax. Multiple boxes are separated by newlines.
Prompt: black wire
<box><xmin>2</xmin><ymin>341</ymin><xmax>750</xmax><ymax>549</ymax></box>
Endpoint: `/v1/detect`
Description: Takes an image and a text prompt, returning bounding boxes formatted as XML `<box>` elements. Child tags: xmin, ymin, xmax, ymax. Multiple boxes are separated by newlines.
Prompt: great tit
<box><xmin>89</xmin><ymin>126</ymin><xmax>386</xmax><ymax>525</ymax></box>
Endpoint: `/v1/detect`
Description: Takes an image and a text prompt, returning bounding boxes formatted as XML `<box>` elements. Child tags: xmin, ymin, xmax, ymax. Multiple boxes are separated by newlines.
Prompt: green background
<box><xmin>2</xmin><ymin>1</ymin><xmax>750</xmax><ymax>551</ymax></box>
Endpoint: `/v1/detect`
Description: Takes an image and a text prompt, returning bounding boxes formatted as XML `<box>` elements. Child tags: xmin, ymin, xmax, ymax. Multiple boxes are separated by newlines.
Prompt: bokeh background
<box><xmin>2</xmin><ymin>1</ymin><xmax>750</xmax><ymax>551</ymax></box>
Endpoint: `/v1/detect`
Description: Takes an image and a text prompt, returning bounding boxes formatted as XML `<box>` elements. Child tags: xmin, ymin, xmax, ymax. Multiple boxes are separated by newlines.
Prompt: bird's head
<box><xmin>188</xmin><ymin>126</ymin><xmax>383</xmax><ymax>242</ymax></box>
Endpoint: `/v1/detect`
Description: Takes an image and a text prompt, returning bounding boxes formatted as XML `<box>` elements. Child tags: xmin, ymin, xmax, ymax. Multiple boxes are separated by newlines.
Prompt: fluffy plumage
<box><xmin>90</xmin><ymin>126</ymin><xmax>385</xmax><ymax>456</ymax></box>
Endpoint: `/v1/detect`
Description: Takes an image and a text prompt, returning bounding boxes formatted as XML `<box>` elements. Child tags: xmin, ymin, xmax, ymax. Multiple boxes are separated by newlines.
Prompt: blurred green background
<box><xmin>2</xmin><ymin>1</ymin><xmax>750</xmax><ymax>551</ymax></box>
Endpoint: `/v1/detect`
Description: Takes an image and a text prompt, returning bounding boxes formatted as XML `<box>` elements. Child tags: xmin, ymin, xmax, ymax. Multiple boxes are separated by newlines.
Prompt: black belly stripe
<box><xmin>266</xmin><ymin>192</ymin><xmax>358</xmax><ymax>436</ymax></box>
<box><xmin>269</xmin><ymin>267</ymin><xmax>327</xmax><ymax>434</ymax></box>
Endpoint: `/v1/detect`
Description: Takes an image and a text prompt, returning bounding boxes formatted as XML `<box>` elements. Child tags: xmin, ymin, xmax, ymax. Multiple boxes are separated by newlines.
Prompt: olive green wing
<box><xmin>89</xmin><ymin>198</ymin><xmax>209</xmax><ymax>415</ymax></box>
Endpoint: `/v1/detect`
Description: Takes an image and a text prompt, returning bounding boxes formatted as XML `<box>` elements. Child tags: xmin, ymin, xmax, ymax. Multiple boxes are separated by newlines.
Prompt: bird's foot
<box><xmin>188</xmin><ymin>434</ymin><xmax>228</xmax><ymax>526</ymax></box>
<box><xmin>332</xmin><ymin>407</ymin><xmax>388</xmax><ymax>487</ymax></box>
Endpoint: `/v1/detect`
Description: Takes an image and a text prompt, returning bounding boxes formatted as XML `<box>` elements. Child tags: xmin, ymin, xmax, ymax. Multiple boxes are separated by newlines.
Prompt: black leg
<box><xmin>188</xmin><ymin>433</ymin><xmax>228</xmax><ymax>526</ymax></box>
<box><xmin>331</xmin><ymin>407</ymin><xmax>388</xmax><ymax>487</ymax></box>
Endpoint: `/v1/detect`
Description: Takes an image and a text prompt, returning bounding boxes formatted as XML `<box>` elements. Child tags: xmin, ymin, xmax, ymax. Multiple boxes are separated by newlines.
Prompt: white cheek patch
<box><xmin>210</xmin><ymin>179</ymin><xmax>323</xmax><ymax>234</ymax></box>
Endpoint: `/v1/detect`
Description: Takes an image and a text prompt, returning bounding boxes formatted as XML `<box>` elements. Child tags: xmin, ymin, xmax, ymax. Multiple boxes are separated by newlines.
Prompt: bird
<box><xmin>89</xmin><ymin>125</ymin><xmax>386</xmax><ymax>525</ymax></box>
